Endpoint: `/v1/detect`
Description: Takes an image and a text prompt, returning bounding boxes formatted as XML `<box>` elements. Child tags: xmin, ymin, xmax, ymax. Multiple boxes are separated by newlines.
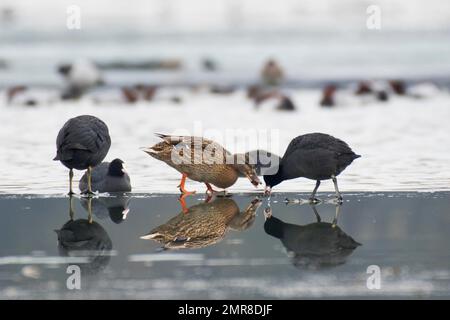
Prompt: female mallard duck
<box><xmin>141</xmin><ymin>197</ymin><xmax>261</xmax><ymax>250</ymax></box>
<box><xmin>143</xmin><ymin>133</ymin><xmax>261</xmax><ymax>195</ymax></box>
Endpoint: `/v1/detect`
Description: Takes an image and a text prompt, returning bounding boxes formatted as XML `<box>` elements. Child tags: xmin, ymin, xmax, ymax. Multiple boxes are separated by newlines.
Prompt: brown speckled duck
<box><xmin>143</xmin><ymin>134</ymin><xmax>261</xmax><ymax>195</ymax></box>
<box><xmin>140</xmin><ymin>198</ymin><xmax>261</xmax><ymax>250</ymax></box>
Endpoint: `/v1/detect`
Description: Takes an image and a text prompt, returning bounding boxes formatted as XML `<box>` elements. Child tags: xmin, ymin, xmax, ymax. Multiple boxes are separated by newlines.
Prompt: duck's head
<box><xmin>234</xmin><ymin>163</ymin><xmax>261</xmax><ymax>187</ymax></box>
<box><xmin>108</xmin><ymin>158</ymin><xmax>126</xmax><ymax>177</ymax></box>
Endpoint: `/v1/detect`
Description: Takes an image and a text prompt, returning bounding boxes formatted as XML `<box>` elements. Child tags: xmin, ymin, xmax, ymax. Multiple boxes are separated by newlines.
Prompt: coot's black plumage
<box><xmin>264</xmin><ymin>133</ymin><xmax>360</xmax><ymax>201</ymax></box>
<box><xmin>54</xmin><ymin>115</ymin><xmax>111</xmax><ymax>194</ymax></box>
<box><xmin>79</xmin><ymin>159</ymin><xmax>131</xmax><ymax>193</ymax></box>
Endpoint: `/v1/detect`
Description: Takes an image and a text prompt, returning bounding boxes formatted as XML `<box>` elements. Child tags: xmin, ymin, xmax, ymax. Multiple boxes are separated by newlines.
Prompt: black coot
<box><xmin>79</xmin><ymin>158</ymin><xmax>131</xmax><ymax>193</ymax></box>
<box><xmin>263</xmin><ymin>133</ymin><xmax>360</xmax><ymax>201</ymax></box>
<box><xmin>54</xmin><ymin>115</ymin><xmax>111</xmax><ymax>195</ymax></box>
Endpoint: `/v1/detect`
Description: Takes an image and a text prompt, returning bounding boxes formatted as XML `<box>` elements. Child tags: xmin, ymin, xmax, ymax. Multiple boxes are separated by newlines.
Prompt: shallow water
<box><xmin>0</xmin><ymin>192</ymin><xmax>449</xmax><ymax>299</ymax></box>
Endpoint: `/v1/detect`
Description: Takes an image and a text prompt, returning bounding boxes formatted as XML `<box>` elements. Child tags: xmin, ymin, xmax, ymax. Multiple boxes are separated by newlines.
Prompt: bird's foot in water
<box><xmin>284</xmin><ymin>197</ymin><xmax>315</xmax><ymax>205</ymax></box>
<box><xmin>309</xmin><ymin>197</ymin><xmax>321</xmax><ymax>204</ymax></box>
<box><xmin>205</xmin><ymin>188</ymin><xmax>219</xmax><ymax>202</ymax></box>
<box><xmin>216</xmin><ymin>190</ymin><xmax>232</xmax><ymax>198</ymax></box>
<box><xmin>284</xmin><ymin>197</ymin><xmax>300</xmax><ymax>204</ymax></box>
<box><xmin>178</xmin><ymin>187</ymin><xmax>196</xmax><ymax>196</ymax></box>
<box><xmin>325</xmin><ymin>196</ymin><xmax>343</xmax><ymax>205</ymax></box>
<box><xmin>81</xmin><ymin>190</ymin><xmax>96</xmax><ymax>198</ymax></box>
<box><xmin>263</xmin><ymin>207</ymin><xmax>272</xmax><ymax>219</ymax></box>
<box><xmin>178</xmin><ymin>194</ymin><xmax>192</xmax><ymax>214</ymax></box>
<box><xmin>205</xmin><ymin>183</ymin><xmax>221</xmax><ymax>195</ymax></box>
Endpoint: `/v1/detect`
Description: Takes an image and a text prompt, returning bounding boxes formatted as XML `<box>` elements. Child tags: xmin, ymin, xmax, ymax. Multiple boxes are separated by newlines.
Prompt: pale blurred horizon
<box><xmin>2</xmin><ymin>0</ymin><xmax>450</xmax><ymax>32</ymax></box>
<box><xmin>1</xmin><ymin>0</ymin><xmax>450</xmax><ymax>87</ymax></box>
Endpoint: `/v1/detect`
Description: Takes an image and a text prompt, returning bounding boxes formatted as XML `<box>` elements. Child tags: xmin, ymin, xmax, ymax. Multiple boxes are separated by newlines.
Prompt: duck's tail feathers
<box><xmin>154</xmin><ymin>133</ymin><xmax>186</xmax><ymax>145</ymax></box>
<box><xmin>154</xmin><ymin>133</ymin><xmax>168</xmax><ymax>139</ymax></box>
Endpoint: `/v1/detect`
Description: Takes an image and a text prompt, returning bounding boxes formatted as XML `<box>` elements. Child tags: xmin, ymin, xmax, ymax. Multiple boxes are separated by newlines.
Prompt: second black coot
<box><xmin>263</xmin><ymin>133</ymin><xmax>360</xmax><ymax>201</ymax></box>
<box><xmin>79</xmin><ymin>159</ymin><xmax>131</xmax><ymax>193</ymax></box>
<box><xmin>54</xmin><ymin>115</ymin><xmax>111</xmax><ymax>195</ymax></box>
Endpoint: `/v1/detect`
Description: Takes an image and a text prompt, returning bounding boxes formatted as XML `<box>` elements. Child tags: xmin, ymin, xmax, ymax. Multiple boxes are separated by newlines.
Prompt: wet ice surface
<box><xmin>0</xmin><ymin>192</ymin><xmax>449</xmax><ymax>299</ymax></box>
<box><xmin>1</xmin><ymin>89</ymin><xmax>450</xmax><ymax>194</ymax></box>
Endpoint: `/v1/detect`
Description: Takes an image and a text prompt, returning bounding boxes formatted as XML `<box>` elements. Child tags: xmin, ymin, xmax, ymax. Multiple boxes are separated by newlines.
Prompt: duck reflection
<box><xmin>55</xmin><ymin>196</ymin><xmax>113</xmax><ymax>274</ymax></box>
<box><xmin>264</xmin><ymin>204</ymin><xmax>361</xmax><ymax>269</ymax></box>
<box><xmin>80</xmin><ymin>195</ymin><xmax>131</xmax><ymax>224</ymax></box>
<box><xmin>141</xmin><ymin>197</ymin><xmax>262</xmax><ymax>250</ymax></box>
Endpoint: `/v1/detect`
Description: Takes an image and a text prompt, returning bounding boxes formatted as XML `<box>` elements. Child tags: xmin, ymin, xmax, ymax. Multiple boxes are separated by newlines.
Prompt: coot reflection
<box><xmin>55</xmin><ymin>197</ymin><xmax>113</xmax><ymax>274</ymax></box>
<box><xmin>80</xmin><ymin>195</ymin><xmax>131</xmax><ymax>224</ymax></box>
<box><xmin>141</xmin><ymin>197</ymin><xmax>262</xmax><ymax>250</ymax></box>
<box><xmin>264</xmin><ymin>204</ymin><xmax>361</xmax><ymax>269</ymax></box>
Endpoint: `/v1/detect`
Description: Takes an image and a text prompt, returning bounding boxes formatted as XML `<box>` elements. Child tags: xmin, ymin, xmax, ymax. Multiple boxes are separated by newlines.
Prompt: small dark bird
<box><xmin>389</xmin><ymin>79</ymin><xmax>406</xmax><ymax>95</ymax></box>
<box><xmin>320</xmin><ymin>84</ymin><xmax>337</xmax><ymax>107</ymax></box>
<box><xmin>355</xmin><ymin>81</ymin><xmax>373</xmax><ymax>95</ymax></box>
<box><xmin>54</xmin><ymin>115</ymin><xmax>111</xmax><ymax>195</ymax></box>
<box><xmin>79</xmin><ymin>159</ymin><xmax>131</xmax><ymax>193</ymax></box>
<box><xmin>263</xmin><ymin>133</ymin><xmax>360</xmax><ymax>201</ymax></box>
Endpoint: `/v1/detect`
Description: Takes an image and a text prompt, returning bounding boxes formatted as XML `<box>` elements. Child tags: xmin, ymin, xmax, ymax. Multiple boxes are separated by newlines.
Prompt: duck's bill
<box><xmin>264</xmin><ymin>186</ymin><xmax>272</xmax><ymax>196</ymax></box>
<box><xmin>264</xmin><ymin>207</ymin><xmax>272</xmax><ymax>219</ymax></box>
<box><xmin>246</xmin><ymin>174</ymin><xmax>261</xmax><ymax>187</ymax></box>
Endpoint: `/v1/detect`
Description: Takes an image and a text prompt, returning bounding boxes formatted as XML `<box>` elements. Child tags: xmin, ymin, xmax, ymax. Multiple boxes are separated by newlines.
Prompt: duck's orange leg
<box><xmin>177</xmin><ymin>173</ymin><xmax>196</xmax><ymax>195</ymax></box>
<box><xmin>178</xmin><ymin>194</ymin><xmax>190</xmax><ymax>214</ymax></box>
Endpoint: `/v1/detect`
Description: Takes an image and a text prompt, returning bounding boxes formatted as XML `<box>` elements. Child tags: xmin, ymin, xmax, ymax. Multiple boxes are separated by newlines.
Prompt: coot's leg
<box><xmin>177</xmin><ymin>173</ymin><xmax>196</xmax><ymax>195</ymax></box>
<box><xmin>309</xmin><ymin>180</ymin><xmax>321</xmax><ymax>203</ymax></box>
<box><xmin>68</xmin><ymin>194</ymin><xmax>74</xmax><ymax>220</ymax></box>
<box><xmin>68</xmin><ymin>169</ymin><xmax>74</xmax><ymax>195</ymax></box>
<box><xmin>309</xmin><ymin>204</ymin><xmax>322</xmax><ymax>222</ymax></box>
<box><xmin>82</xmin><ymin>167</ymin><xmax>95</xmax><ymax>196</ymax></box>
<box><xmin>332</xmin><ymin>175</ymin><xmax>343</xmax><ymax>202</ymax></box>
<box><xmin>332</xmin><ymin>203</ymin><xmax>341</xmax><ymax>227</ymax></box>
<box><xmin>87</xmin><ymin>166</ymin><xmax>93</xmax><ymax>194</ymax></box>
<box><xmin>87</xmin><ymin>197</ymin><xmax>93</xmax><ymax>223</ymax></box>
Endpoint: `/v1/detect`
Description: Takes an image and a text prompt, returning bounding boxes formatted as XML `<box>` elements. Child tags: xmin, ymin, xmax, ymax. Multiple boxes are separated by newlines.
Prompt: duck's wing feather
<box><xmin>155</xmin><ymin>133</ymin><xmax>232</xmax><ymax>159</ymax></box>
